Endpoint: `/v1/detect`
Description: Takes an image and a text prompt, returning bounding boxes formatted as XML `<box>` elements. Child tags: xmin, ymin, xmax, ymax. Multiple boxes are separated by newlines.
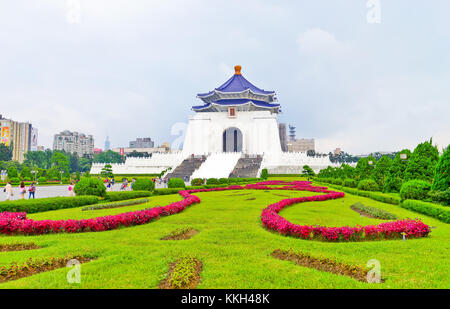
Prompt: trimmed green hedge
<box><xmin>0</xmin><ymin>196</ymin><xmax>100</xmax><ymax>213</ymax></box>
<box><xmin>319</xmin><ymin>183</ymin><xmax>401</xmax><ymax>205</ymax></box>
<box><xmin>168</xmin><ymin>178</ymin><xmax>185</xmax><ymax>188</ymax></box>
<box><xmin>105</xmin><ymin>191</ymin><xmax>153</xmax><ymax>202</ymax></box>
<box><xmin>400</xmin><ymin>180</ymin><xmax>431</xmax><ymax>201</ymax></box>
<box><xmin>401</xmin><ymin>199</ymin><xmax>450</xmax><ymax>223</ymax></box>
<box><xmin>82</xmin><ymin>198</ymin><xmax>149</xmax><ymax>211</ymax></box>
<box><xmin>357</xmin><ymin>179</ymin><xmax>380</xmax><ymax>192</ymax></box>
<box><xmin>132</xmin><ymin>178</ymin><xmax>155</xmax><ymax>191</ymax></box>
<box><xmin>153</xmin><ymin>188</ymin><xmax>185</xmax><ymax>195</ymax></box>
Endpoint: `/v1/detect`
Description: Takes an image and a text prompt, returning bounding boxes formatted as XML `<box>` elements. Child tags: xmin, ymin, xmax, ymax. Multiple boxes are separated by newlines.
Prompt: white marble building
<box><xmin>91</xmin><ymin>66</ymin><xmax>337</xmax><ymax>177</ymax></box>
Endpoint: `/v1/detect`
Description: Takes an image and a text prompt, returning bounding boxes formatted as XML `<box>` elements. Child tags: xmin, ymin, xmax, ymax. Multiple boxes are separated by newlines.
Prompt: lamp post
<box><xmin>60</xmin><ymin>170</ymin><xmax>64</xmax><ymax>184</ymax></box>
<box><xmin>400</xmin><ymin>153</ymin><xmax>408</xmax><ymax>161</ymax></box>
<box><xmin>31</xmin><ymin>170</ymin><xmax>37</xmax><ymax>183</ymax></box>
<box><xmin>0</xmin><ymin>170</ymin><xmax>6</xmax><ymax>182</ymax></box>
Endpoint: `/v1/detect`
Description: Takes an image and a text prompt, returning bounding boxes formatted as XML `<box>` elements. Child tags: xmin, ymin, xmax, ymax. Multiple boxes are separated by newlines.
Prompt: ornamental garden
<box><xmin>0</xmin><ymin>140</ymin><xmax>448</xmax><ymax>288</ymax></box>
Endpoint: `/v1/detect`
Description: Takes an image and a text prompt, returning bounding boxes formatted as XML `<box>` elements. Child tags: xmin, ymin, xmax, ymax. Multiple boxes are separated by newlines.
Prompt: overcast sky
<box><xmin>0</xmin><ymin>0</ymin><xmax>449</xmax><ymax>154</ymax></box>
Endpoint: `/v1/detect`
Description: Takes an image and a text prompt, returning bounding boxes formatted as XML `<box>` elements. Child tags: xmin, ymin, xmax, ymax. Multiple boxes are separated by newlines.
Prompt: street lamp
<box><xmin>400</xmin><ymin>153</ymin><xmax>408</xmax><ymax>161</ymax></box>
<box><xmin>60</xmin><ymin>170</ymin><xmax>64</xmax><ymax>184</ymax></box>
<box><xmin>31</xmin><ymin>170</ymin><xmax>37</xmax><ymax>183</ymax></box>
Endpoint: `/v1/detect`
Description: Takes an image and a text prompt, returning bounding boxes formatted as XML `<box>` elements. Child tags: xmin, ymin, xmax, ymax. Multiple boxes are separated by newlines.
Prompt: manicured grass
<box><xmin>0</xmin><ymin>181</ymin><xmax>448</xmax><ymax>289</ymax></box>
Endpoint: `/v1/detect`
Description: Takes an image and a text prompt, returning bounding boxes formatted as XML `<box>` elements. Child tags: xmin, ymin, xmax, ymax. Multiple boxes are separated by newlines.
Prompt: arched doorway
<box><xmin>223</xmin><ymin>127</ymin><xmax>243</xmax><ymax>152</ymax></box>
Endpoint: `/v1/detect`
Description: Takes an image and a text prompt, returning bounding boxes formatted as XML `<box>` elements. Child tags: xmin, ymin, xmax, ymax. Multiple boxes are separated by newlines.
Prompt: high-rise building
<box><xmin>0</xmin><ymin>114</ymin><xmax>37</xmax><ymax>162</ymax></box>
<box><xmin>53</xmin><ymin>130</ymin><xmax>94</xmax><ymax>157</ymax></box>
<box><xmin>278</xmin><ymin>123</ymin><xmax>287</xmax><ymax>152</ymax></box>
<box><xmin>129</xmin><ymin>137</ymin><xmax>154</xmax><ymax>148</ymax></box>
<box><xmin>288</xmin><ymin>125</ymin><xmax>296</xmax><ymax>141</ymax></box>
<box><xmin>105</xmin><ymin>136</ymin><xmax>110</xmax><ymax>151</ymax></box>
<box><xmin>287</xmin><ymin>138</ymin><xmax>315</xmax><ymax>152</ymax></box>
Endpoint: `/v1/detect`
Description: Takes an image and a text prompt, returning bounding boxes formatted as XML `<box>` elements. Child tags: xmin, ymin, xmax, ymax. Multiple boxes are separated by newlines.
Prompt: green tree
<box><xmin>7</xmin><ymin>166</ymin><xmax>18</xmax><ymax>178</ymax></box>
<box><xmin>20</xmin><ymin>166</ymin><xmax>32</xmax><ymax>180</ymax></box>
<box><xmin>372</xmin><ymin>155</ymin><xmax>392</xmax><ymax>188</ymax></box>
<box><xmin>261</xmin><ymin>168</ymin><xmax>268</xmax><ymax>180</ymax></box>
<box><xmin>302</xmin><ymin>165</ymin><xmax>315</xmax><ymax>177</ymax></box>
<box><xmin>341</xmin><ymin>163</ymin><xmax>355</xmax><ymax>179</ymax></box>
<box><xmin>355</xmin><ymin>155</ymin><xmax>376</xmax><ymax>180</ymax></box>
<box><xmin>101</xmin><ymin>164</ymin><xmax>114</xmax><ymax>178</ymax></box>
<box><xmin>404</xmin><ymin>139</ymin><xmax>439</xmax><ymax>182</ymax></box>
<box><xmin>0</xmin><ymin>143</ymin><xmax>13</xmax><ymax>161</ymax></box>
<box><xmin>94</xmin><ymin>150</ymin><xmax>124</xmax><ymax>164</ymax></box>
<box><xmin>383</xmin><ymin>149</ymin><xmax>411</xmax><ymax>192</ymax></box>
<box><xmin>79</xmin><ymin>157</ymin><xmax>93</xmax><ymax>172</ymax></box>
<box><xmin>69</xmin><ymin>152</ymin><xmax>80</xmax><ymax>172</ymax></box>
<box><xmin>432</xmin><ymin>145</ymin><xmax>450</xmax><ymax>192</ymax></box>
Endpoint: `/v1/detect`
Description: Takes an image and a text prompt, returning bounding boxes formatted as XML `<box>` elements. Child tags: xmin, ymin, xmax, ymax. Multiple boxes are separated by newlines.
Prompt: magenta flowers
<box><xmin>0</xmin><ymin>181</ymin><xmax>431</xmax><ymax>240</ymax></box>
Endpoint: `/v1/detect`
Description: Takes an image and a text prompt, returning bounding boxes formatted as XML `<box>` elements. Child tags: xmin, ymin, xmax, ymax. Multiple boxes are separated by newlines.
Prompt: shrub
<box><xmin>219</xmin><ymin>178</ymin><xmax>229</xmax><ymax>184</ymax></box>
<box><xmin>428</xmin><ymin>189</ymin><xmax>450</xmax><ymax>206</ymax></box>
<box><xmin>168</xmin><ymin>178</ymin><xmax>185</xmax><ymax>188</ymax></box>
<box><xmin>132</xmin><ymin>178</ymin><xmax>155</xmax><ymax>191</ymax></box>
<box><xmin>0</xmin><ymin>196</ymin><xmax>99</xmax><ymax>213</ymax></box>
<box><xmin>153</xmin><ymin>188</ymin><xmax>184</xmax><ymax>195</ymax></box>
<box><xmin>351</xmin><ymin>202</ymin><xmax>398</xmax><ymax>220</ymax></box>
<box><xmin>401</xmin><ymin>199</ymin><xmax>450</xmax><ymax>223</ymax></box>
<box><xmin>400</xmin><ymin>180</ymin><xmax>431</xmax><ymax>201</ymax></box>
<box><xmin>105</xmin><ymin>191</ymin><xmax>153</xmax><ymax>202</ymax></box>
<box><xmin>343</xmin><ymin>178</ymin><xmax>357</xmax><ymax>188</ymax></box>
<box><xmin>9</xmin><ymin>177</ymin><xmax>20</xmax><ymax>184</ymax></box>
<box><xmin>432</xmin><ymin>145</ymin><xmax>449</xmax><ymax>192</ymax></box>
<box><xmin>404</xmin><ymin>139</ymin><xmax>439</xmax><ymax>182</ymax></box>
<box><xmin>74</xmin><ymin>178</ymin><xmax>107</xmax><ymax>197</ymax></box>
<box><xmin>38</xmin><ymin>177</ymin><xmax>47</xmax><ymax>182</ymax></box>
<box><xmin>191</xmin><ymin>178</ymin><xmax>204</xmax><ymax>186</ymax></box>
<box><xmin>332</xmin><ymin>178</ymin><xmax>343</xmax><ymax>185</ymax></box>
<box><xmin>357</xmin><ymin>179</ymin><xmax>379</xmax><ymax>192</ymax></box>
<box><xmin>261</xmin><ymin>168</ymin><xmax>268</xmax><ymax>180</ymax></box>
<box><xmin>206</xmin><ymin>178</ymin><xmax>219</xmax><ymax>185</ymax></box>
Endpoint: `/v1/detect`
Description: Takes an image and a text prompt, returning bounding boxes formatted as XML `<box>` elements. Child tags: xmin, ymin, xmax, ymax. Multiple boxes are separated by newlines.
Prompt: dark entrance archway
<box><xmin>223</xmin><ymin>127</ymin><xmax>243</xmax><ymax>152</ymax></box>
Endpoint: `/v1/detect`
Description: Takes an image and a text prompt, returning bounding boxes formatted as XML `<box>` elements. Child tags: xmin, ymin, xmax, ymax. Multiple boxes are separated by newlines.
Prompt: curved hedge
<box><xmin>105</xmin><ymin>191</ymin><xmax>153</xmax><ymax>202</ymax></box>
<box><xmin>0</xmin><ymin>196</ymin><xmax>100</xmax><ymax>213</ymax></box>
<box><xmin>357</xmin><ymin>179</ymin><xmax>379</xmax><ymax>192</ymax></box>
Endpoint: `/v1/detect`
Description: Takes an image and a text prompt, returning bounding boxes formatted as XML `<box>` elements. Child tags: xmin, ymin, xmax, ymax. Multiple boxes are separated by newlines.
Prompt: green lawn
<box><xmin>0</xmin><ymin>180</ymin><xmax>448</xmax><ymax>289</ymax></box>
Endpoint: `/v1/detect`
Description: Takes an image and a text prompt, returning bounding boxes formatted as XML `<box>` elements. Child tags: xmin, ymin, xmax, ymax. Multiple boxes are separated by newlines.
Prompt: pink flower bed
<box><xmin>0</xmin><ymin>181</ymin><xmax>431</xmax><ymax>240</ymax></box>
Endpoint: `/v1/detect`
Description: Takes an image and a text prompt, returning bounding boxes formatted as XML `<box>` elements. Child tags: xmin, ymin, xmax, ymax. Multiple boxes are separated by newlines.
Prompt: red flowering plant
<box><xmin>0</xmin><ymin>182</ymin><xmax>431</xmax><ymax>240</ymax></box>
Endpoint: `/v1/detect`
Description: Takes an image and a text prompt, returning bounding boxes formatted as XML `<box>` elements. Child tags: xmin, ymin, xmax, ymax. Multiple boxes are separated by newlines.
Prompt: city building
<box><xmin>0</xmin><ymin>114</ymin><xmax>38</xmax><ymax>162</ymax></box>
<box><xmin>94</xmin><ymin>148</ymin><xmax>103</xmax><ymax>155</ymax></box>
<box><xmin>37</xmin><ymin>146</ymin><xmax>45</xmax><ymax>151</ymax></box>
<box><xmin>91</xmin><ymin>66</ymin><xmax>336</xmax><ymax>176</ymax></box>
<box><xmin>287</xmin><ymin>138</ymin><xmax>315</xmax><ymax>152</ymax></box>
<box><xmin>104</xmin><ymin>136</ymin><xmax>110</xmax><ymax>151</ymax></box>
<box><xmin>289</xmin><ymin>125</ymin><xmax>296</xmax><ymax>141</ymax></box>
<box><xmin>129</xmin><ymin>137</ymin><xmax>154</xmax><ymax>148</ymax></box>
<box><xmin>53</xmin><ymin>130</ymin><xmax>94</xmax><ymax>157</ymax></box>
<box><xmin>334</xmin><ymin>148</ymin><xmax>342</xmax><ymax>156</ymax></box>
<box><xmin>278</xmin><ymin>123</ymin><xmax>287</xmax><ymax>152</ymax></box>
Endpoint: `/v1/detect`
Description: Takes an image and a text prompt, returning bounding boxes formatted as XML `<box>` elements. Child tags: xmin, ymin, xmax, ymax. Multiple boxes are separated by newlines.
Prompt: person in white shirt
<box><xmin>4</xmin><ymin>182</ymin><xmax>13</xmax><ymax>200</ymax></box>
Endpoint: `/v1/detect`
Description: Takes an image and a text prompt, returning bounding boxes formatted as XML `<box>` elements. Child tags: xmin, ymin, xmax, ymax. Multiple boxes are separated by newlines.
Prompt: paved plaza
<box><xmin>0</xmin><ymin>182</ymin><xmax>168</xmax><ymax>202</ymax></box>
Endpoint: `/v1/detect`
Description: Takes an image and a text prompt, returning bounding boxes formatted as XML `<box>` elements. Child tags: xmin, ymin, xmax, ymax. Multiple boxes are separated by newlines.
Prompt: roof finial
<box><xmin>234</xmin><ymin>65</ymin><xmax>242</xmax><ymax>75</ymax></box>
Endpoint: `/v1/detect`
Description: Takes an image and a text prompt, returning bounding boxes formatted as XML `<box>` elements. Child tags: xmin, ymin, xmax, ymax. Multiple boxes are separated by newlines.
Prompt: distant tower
<box><xmin>105</xmin><ymin>136</ymin><xmax>110</xmax><ymax>151</ymax></box>
<box><xmin>288</xmin><ymin>125</ymin><xmax>296</xmax><ymax>141</ymax></box>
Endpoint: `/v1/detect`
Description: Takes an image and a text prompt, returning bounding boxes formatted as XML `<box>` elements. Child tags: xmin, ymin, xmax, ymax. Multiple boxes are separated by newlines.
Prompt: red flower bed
<box><xmin>0</xmin><ymin>181</ymin><xmax>431</xmax><ymax>240</ymax></box>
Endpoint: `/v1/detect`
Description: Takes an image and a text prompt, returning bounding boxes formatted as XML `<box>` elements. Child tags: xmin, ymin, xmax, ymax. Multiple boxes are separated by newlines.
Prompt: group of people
<box><xmin>3</xmin><ymin>181</ymin><xmax>36</xmax><ymax>200</ymax></box>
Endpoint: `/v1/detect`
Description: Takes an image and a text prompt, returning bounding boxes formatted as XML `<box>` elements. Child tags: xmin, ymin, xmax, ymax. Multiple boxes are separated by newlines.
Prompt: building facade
<box><xmin>0</xmin><ymin>114</ymin><xmax>37</xmax><ymax>162</ymax></box>
<box><xmin>129</xmin><ymin>137</ymin><xmax>154</xmax><ymax>148</ymax></box>
<box><xmin>287</xmin><ymin>138</ymin><xmax>315</xmax><ymax>152</ymax></box>
<box><xmin>278</xmin><ymin>123</ymin><xmax>287</xmax><ymax>152</ymax></box>
<box><xmin>104</xmin><ymin>136</ymin><xmax>110</xmax><ymax>151</ymax></box>
<box><xmin>53</xmin><ymin>130</ymin><xmax>94</xmax><ymax>157</ymax></box>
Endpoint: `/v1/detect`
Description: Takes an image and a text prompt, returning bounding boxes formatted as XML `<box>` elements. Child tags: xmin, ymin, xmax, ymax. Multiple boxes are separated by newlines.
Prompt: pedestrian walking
<box><xmin>68</xmin><ymin>181</ymin><xmax>75</xmax><ymax>197</ymax></box>
<box><xmin>28</xmin><ymin>182</ymin><xmax>36</xmax><ymax>199</ymax></box>
<box><xmin>19</xmin><ymin>181</ymin><xmax>26</xmax><ymax>199</ymax></box>
<box><xmin>4</xmin><ymin>182</ymin><xmax>13</xmax><ymax>200</ymax></box>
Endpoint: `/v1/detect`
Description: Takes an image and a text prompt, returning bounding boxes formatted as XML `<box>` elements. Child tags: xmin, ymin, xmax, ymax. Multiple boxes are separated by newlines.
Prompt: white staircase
<box><xmin>190</xmin><ymin>152</ymin><xmax>241</xmax><ymax>180</ymax></box>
